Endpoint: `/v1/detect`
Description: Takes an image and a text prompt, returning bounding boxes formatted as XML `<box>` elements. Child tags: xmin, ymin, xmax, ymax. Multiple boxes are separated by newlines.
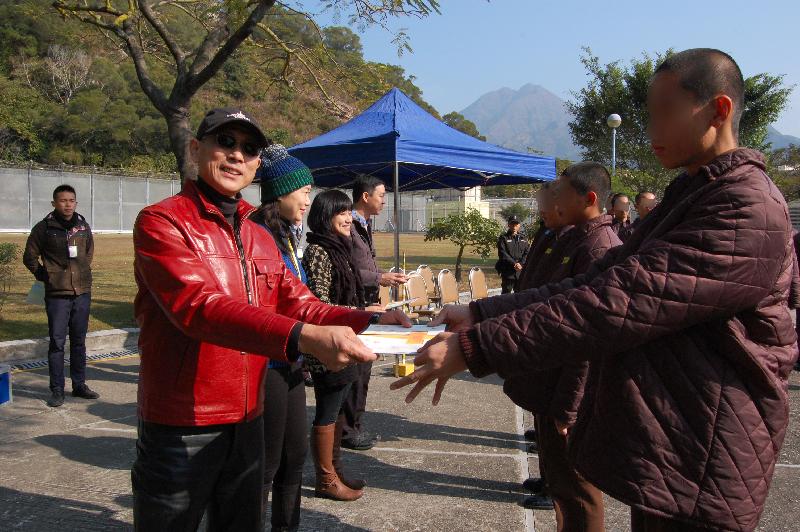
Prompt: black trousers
<box><xmin>131</xmin><ymin>416</ymin><xmax>264</xmax><ymax>532</ymax></box>
<box><xmin>501</xmin><ymin>274</ymin><xmax>517</xmax><ymax>294</ymax></box>
<box><xmin>341</xmin><ymin>361</ymin><xmax>372</xmax><ymax>439</ymax></box>
<box><xmin>313</xmin><ymin>381</ymin><xmax>353</xmax><ymax>426</ymax></box>
<box><xmin>263</xmin><ymin>365</ymin><xmax>307</xmax><ymax>531</ymax></box>
<box><xmin>45</xmin><ymin>293</ymin><xmax>90</xmax><ymax>392</ymax></box>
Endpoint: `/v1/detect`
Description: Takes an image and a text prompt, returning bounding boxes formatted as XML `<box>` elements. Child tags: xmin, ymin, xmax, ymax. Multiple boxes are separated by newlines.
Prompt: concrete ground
<box><xmin>0</xmin><ymin>352</ymin><xmax>798</xmax><ymax>531</ymax></box>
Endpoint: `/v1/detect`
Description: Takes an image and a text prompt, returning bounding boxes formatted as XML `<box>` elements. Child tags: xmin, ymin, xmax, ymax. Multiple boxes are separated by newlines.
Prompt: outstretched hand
<box><xmin>298</xmin><ymin>324</ymin><xmax>377</xmax><ymax>372</ymax></box>
<box><xmin>428</xmin><ymin>304</ymin><xmax>475</xmax><ymax>331</ymax></box>
<box><xmin>389</xmin><ymin>331</ymin><xmax>468</xmax><ymax>405</ymax></box>
<box><xmin>377</xmin><ymin>308</ymin><xmax>413</xmax><ymax>328</ymax></box>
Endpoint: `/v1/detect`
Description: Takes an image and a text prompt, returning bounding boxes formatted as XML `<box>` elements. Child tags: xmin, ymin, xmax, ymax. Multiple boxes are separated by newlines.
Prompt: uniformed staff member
<box><xmin>495</xmin><ymin>215</ymin><xmax>529</xmax><ymax>294</ymax></box>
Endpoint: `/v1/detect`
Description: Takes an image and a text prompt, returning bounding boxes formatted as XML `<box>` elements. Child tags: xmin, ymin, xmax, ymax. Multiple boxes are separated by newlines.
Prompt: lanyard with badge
<box><xmin>286</xmin><ymin>237</ymin><xmax>301</xmax><ymax>274</ymax></box>
<box><xmin>66</xmin><ymin>225</ymin><xmax>81</xmax><ymax>258</ymax></box>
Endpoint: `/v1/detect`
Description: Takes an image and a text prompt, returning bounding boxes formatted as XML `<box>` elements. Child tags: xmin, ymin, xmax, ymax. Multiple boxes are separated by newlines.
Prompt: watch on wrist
<box><xmin>369</xmin><ymin>312</ymin><xmax>382</xmax><ymax>325</ymax></box>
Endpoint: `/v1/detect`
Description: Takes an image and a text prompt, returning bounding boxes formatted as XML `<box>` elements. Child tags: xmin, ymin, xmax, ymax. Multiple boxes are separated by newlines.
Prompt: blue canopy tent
<box><xmin>289</xmin><ymin>87</ymin><xmax>557</xmax><ymax>269</ymax></box>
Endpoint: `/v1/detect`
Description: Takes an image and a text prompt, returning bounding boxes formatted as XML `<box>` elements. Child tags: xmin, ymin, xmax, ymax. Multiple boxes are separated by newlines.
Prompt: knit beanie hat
<box><xmin>257</xmin><ymin>144</ymin><xmax>314</xmax><ymax>202</ymax></box>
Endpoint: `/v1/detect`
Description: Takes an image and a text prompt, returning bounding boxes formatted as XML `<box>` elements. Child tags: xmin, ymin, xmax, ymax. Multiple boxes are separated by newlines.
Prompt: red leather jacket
<box><xmin>134</xmin><ymin>180</ymin><xmax>372</xmax><ymax>426</ymax></box>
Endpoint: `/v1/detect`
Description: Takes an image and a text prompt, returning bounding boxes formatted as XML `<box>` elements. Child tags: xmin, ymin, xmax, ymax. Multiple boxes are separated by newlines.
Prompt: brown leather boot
<box><xmin>334</xmin><ymin>414</ymin><xmax>366</xmax><ymax>490</ymax></box>
<box><xmin>311</xmin><ymin>423</ymin><xmax>363</xmax><ymax>501</ymax></box>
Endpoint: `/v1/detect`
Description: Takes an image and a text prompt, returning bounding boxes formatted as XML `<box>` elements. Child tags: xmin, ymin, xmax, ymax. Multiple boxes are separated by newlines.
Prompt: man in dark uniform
<box><xmin>495</xmin><ymin>216</ymin><xmax>529</xmax><ymax>294</ymax></box>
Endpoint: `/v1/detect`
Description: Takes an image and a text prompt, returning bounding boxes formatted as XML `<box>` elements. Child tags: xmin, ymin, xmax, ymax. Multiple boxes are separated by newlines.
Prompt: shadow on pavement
<box><xmin>0</xmin><ymin>486</ymin><xmax>131</xmax><ymax>531</ymax></box>
<box><xmin>34</xmin><ymin>434</ymin><xmax>135</xmax><ymax>470</ymax></box>
<box><xmin>343</xmin><ymin>408</ymin><xmax>524</xmax><ymax>451</ymax></box>
<box><xmin>301</xmin><ymin>451</ymin><xmax>522</xmax><ymax>505</ymax></box>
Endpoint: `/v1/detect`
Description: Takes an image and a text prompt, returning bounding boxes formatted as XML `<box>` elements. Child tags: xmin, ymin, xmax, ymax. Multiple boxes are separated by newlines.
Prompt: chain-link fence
<box><xmin>0</xmin><ymin>161</ymin><xmax>260</xmax><ymax>232</ymax></box>
<box><xmin>1</xmin><ymin>161</ymin><xmax>549</xmax><ymax>234</ymax></box>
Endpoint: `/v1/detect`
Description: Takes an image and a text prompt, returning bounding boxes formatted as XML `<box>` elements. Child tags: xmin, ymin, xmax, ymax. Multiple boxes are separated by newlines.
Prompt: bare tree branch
<box><xmin>139</xmin><ymin>1</ymin><xmax>186</xmax><ymax>71</ymax></box>
<box><xmin>118</xmin><ymin>18</ymin><xmax>169</xmax><ymax>113</ymax></box>
<box><xmin>257</xmin><ymin>23</ymin><xmax>353</xmax><ymax>118</ymax></box>
<box><xmin>186</xmin><ymin>0</ymin><xmax>277</xmax><ymax>94</ymax></box>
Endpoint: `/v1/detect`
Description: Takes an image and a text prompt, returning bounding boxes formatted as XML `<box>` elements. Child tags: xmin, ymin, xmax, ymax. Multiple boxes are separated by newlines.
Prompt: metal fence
<box><xmin>1</xmin><ymin>162</ymin><xmax>545</xmax><ymax>234</ymax></box>
<box><xmin>0</xmin><ymin>163</ymin><xmax>260</xmax><ymax>233</ymax></box>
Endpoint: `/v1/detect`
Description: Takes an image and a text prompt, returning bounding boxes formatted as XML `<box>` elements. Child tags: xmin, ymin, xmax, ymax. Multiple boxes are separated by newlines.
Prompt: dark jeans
<box><xmin>341</xmin><ymin>361</ymin><xmax>372</xmax><ymax>439</ymax></box>
<box><xmin>131</xmin><ymin>417</ymin><xmax>265</xmax><ymax>532</ymax></box>
<box><xmin>263</xmin><ymin>365</ymin><xmax>307</xmax><ymax>531</ymax></box>
<box><xmin>313</xmin><ymin>381</ymin><xmax>353</xmax><ymax>426</ymax></box>
<box><xmin>45</xmin><ymin>293</ymin><xmax>90</xmax><ymax>392</ymax></box>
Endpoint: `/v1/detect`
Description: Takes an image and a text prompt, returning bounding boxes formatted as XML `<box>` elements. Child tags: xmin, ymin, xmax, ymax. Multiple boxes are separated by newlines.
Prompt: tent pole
<box><xmin>393</xmin><ymin>161</ymin><xmax>401</xmax><ymax>272</ymax></box>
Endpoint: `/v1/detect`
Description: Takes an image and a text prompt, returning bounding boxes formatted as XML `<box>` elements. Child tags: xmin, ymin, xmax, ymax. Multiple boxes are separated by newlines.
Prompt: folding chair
<box><xmin>468</xmin><ymin>266</ymin><xmax>489</xmax><ymax>300</ymax></box>
<box><xmin>437</xmin><ymin>269</ymin><xmax>460</xmax><ymax>306</ymax></box>
<box><xmin>416</xmin><ymin>264</ymin><xmax>441</xmax><ymax>306</ymax></box>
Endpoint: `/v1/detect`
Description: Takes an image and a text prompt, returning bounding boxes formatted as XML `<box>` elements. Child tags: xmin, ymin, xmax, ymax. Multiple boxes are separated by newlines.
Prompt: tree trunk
<box><xmin>164</xmin><ymin>104</ymin><xmax>196</xmax><ymax>183</ymax></box>
<box><xmin>454</xmin><ymin>245</ymin><xmax>465</xmax><ymax>282</ymax></box>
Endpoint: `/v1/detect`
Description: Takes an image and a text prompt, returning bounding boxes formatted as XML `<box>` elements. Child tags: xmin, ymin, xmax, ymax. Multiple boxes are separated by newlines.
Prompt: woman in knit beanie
<box><xmin>253</xmin><ymin>143</ymin><xmax>315</xmax><ymax>529</ymax></box>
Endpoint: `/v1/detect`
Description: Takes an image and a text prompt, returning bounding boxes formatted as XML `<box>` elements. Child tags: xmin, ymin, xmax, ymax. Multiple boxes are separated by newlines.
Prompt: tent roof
<box><xmin>288</xmin><ymin>88</ymin><xmax>556</xmax><ymax>191</ymax></box>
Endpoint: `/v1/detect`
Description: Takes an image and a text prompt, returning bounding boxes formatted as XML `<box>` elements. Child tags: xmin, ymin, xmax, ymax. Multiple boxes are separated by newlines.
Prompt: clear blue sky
<box><xmin>316</xmin><ymin>0</ymin><xmax>800</xmax><ymax>137</ymax></box>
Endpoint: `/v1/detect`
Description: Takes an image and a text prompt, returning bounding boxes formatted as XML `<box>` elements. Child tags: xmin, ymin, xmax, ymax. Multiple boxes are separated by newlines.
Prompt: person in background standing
<box><xmin>495</xmin><ymin>215</ymin><xmax>529</xmax><ymax>294</ymax></box>
<box><xmin>634</xmin><ymin>191</ymin><xmax>658</xmax><ymax>221</ymax></box>
<box><xmin>23</xmin><ymin>184</ymin><xmax>98</xmax><ymax>408</ymax></box>
<box><xmin>254</xmin><ymin>144</ymin><xmax>314</xmax><ymax>531</ymax></box>
<box><xmin>344</xmin><ymin>175</ymin><xmax>407</xmax><ymax>451</ymax></box>
<box><xmin>793</xmin><ymin>230</ymin><xmax>800</xmax><ymax>372</ymax></box>
<box><xmin>609</xmin><ymin>193</ymin><xmax>631</xmax><ymax>240</ymax></box>
<box><xmin>303</xmin><ymin>189</ymin><xmax>406</xmax><ymax>501</ymax></box>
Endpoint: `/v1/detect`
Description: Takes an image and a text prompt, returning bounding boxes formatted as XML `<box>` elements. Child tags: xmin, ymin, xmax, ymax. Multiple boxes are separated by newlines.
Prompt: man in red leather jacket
<box><xmin>131</xmin><ymin>108</ymin><xmax>409</xmax><ymax>531</ymax></box>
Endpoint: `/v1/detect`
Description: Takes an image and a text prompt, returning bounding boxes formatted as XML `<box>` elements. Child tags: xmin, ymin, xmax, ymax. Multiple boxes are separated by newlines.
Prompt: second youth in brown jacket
<box><xmin>504</xmin><ymin>214</ymin><xmax>621</xmax><ymax>426</ymax></box>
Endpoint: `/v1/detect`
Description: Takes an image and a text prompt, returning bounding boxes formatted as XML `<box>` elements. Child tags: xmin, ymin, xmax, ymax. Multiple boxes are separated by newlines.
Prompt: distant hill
<box><xmin>462</xmin><ymin>84</ymin><xmax>800</xmax><ymax>160</ymax></box>
<box><xmin>768</xmin><ymin>126</ymin><xmax>800</xmax><ymax>149</ymax></box>
<box><xmin>460</xmin><ymin>84</ymin><xmax>581</xmax><ymax>160</ymax></box>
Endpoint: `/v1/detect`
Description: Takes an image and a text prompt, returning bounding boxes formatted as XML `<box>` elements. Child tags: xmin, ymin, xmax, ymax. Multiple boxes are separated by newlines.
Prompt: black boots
<box><xmin>47</xmin><ymin>389</ymin><xmax>65</xmax><ymax>407</ymax></box>
<box><xmin>72</xmin><ymin>384</ymin><xmax>100</xmax><ymax>399</ymax></box>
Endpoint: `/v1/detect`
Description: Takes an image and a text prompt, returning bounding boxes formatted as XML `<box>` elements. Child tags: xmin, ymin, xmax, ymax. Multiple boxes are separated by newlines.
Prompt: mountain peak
<box><xmin>461</xmin><ymin>84</ymin><xmax>580</xmax><ymax>160</ymax></box>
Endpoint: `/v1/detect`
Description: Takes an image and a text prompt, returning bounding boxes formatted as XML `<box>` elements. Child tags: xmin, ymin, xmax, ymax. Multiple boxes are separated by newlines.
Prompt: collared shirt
<box><xmin>352</xmin><ymin>210</ymin><xmax>369</xmax><ymax>229</ymax></box>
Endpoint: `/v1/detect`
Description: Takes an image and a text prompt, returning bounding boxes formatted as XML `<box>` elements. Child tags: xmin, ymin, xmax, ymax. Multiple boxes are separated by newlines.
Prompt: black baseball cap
<box><xmin>508</xmin><ymin>215</ymin><xmax>521</xmax><ymax>224</ymax></box>
<box><xmin>196</xmin><ymin>107</ymin><xmax>268</xmax><ymax>147</ymax></box>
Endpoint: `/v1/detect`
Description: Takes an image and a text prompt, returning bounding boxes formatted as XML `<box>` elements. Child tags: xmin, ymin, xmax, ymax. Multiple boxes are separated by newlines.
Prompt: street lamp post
<box><xmin>607</xmin><ymin>113</ymin><xmax>622</xmax><ymax>175</ymax></box>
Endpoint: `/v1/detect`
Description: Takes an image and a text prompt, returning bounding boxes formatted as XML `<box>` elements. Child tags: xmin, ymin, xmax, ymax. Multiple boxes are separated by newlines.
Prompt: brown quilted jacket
<box><xmin>460</xmin><ymin>149</ymin><xmax>797</xmax><ymax>531</ymax></box>
<box><xmin>504</xmin><ymin>214</ymin><xmax>621</xmax><ymax>426</ymax></box>
<box><xmin>516</xmin><ymin>224</ymin><xmax>573</xmax><ymax>291</ymax></box>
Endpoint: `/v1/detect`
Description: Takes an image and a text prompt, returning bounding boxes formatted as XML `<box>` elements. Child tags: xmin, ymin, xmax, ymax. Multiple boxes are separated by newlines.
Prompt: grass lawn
<box><xmin>0</xmin><ymin>232</ymin><xmax>500</xmax><ymax>342</ymax></box>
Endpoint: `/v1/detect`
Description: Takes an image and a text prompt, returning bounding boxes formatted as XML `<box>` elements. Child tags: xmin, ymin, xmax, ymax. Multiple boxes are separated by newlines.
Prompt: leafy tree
<box><xmin>0</xmin><ymin>74</ymin><xmax>47</xmax><ymax>160</ymax></box>
<box><xmin>482</xmin><ymin>159</ymin><xmax>571</xmax><ymax>199</ymax></box>
<box><xmin>567</xmin><ymin>48</ymin><xmax>793</xmax><ymax>195</ymax></box>
<box><xmin>50</xmin><ymin>0</ymin><xmax>442</xmax><ymax>180</ymax></box>
<box><xmin>771</xmin><ymin>144</ymin><xmax>800</xmax><ymax>201</ymax></box>
<box><xmin>0</xmin><ymin>2</ymin><xmax>440</xmax><ymax>173</ymax></box>
<box><xmin>498</xmin><ymin>202</ymin><xmax>531</xmax><ymax>223</ymax></box>
<box><xmin>0</xmin><ymin>243</ymin><xmax>19</xmax><ymax>319</ymax></box>
<box><xmin>442</xmin><ymin>111</ymin><xmax>485</xmax><ymax>140</ymax></box>
<box><xmin>424</xmin><ymin>208</ymin><xmax>502</xmax><ymax>281</ymax></box>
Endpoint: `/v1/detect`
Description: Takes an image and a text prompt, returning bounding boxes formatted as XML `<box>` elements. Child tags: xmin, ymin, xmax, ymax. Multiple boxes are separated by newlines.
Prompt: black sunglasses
<box><xmin>211</xmin><ymin>132</ymin><xmax>260</xmax><ymax>158</ymax></box>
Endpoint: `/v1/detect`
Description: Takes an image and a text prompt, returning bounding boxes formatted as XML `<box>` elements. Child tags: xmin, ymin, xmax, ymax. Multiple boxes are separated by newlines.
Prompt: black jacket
<box><xmin>23</xmin><ymin>212</ymin><xmax>93</xmax><ymax>296</ymax></box>
<box><xmin>495</xmin><ymin>231</ymin><xmax>529</xmax><ymax>276</ymax></box>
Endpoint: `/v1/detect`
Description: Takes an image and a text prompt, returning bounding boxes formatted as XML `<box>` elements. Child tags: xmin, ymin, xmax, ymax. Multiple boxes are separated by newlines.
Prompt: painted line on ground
<box><xmin>83</xmin><ymin>426</ymin><xmax>137</xmax><ymax>434</ymax></box>
<box><xmin>515</xmin><ymin>405</ymin><xmax>536</xmax><ymax>532</ymax></box>
<box><xmin>369</xmin><ymin>446</ymin><xmax>521</xmax><ymax>459</ymax></box>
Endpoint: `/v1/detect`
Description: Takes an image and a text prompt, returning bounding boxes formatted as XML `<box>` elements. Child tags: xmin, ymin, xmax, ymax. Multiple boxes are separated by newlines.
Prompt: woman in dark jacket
<box><xmin>302</xmin><ymin>189</ymin><xmax>374</xmax><ymax>502</ymax></box>
<box><xmin>254</xmin><ymin>144</ymin><xmax>314</xmax><ymax>531</ymax></box>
